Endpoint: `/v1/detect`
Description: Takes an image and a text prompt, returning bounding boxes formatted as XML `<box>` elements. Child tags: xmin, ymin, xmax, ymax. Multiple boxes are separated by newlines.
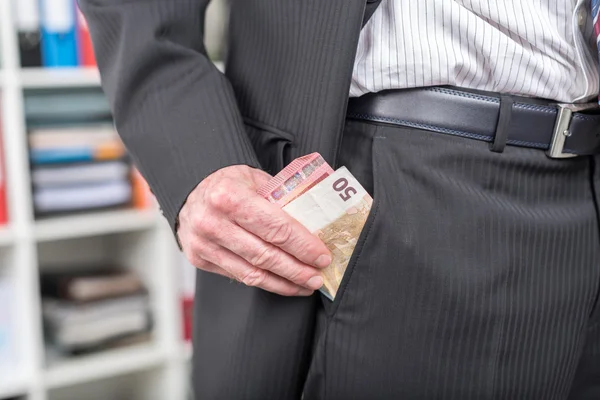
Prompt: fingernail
<box><xmin>315</xmin><ymin>254</ymin><xmax>332</xmax><ymax>268</ymax></box>
<box><xmin>307</xmin><ymin>275</ymin><xmax>324</xmax><ymax>290</ymax></box>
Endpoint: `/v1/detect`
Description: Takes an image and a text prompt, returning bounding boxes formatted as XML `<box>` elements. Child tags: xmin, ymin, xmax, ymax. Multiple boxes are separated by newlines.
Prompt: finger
<box><xmin>200</xmin><ymin>242</ymin><xmax>315</xmax><ymax>297</ymax></box>
<box><xmin>212</xmin><ymin>222</ymin><xmax>325</xmax><ymax>291</ymax></box>
<box><xmin>193</xmin><ymin>258</ymin><xmax>236</xmax><ymax>280</ymax></box>
<box><xmin>180</xmin><ymin>231</ymin><xmax>236</xmax><ymax>280</ymax></box>
<box><xmin>230</xmin><ymin>194</ymin><xmax>332</xmax><ymax>268</ymax></box>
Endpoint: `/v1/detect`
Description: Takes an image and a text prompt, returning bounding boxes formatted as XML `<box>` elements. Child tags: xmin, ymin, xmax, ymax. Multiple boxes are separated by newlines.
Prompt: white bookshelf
<box><xmin>15</xmin><ymin>62</ymin><xmax>224</xmax><ymax>89</ymax></box>
<box><xmin>0</xmin><ymin>379</ymin><xmax>30</xmax><ymax>400</ymax></box>
<box><xmin>0</xmin><ymin>1</ymin><xmax>192</xmax><ymax>399</ymax></box>
<box><xmin>34</xmin><ymin>209</ymin><xmax>159</xmax><ymax>242</ymax></box>
<box><xmin>0</xmin><ymin>225</ymin><xmax>14</xmax><ymax>246</ymax></box>
<box><xmin>43</xmin><ymin>343</ymin><xmax>165</xmax><ymax>390</ymax></box>
<box><xmin>19</xmin><ymin>68</ymin><xmax>101</xmax><ymax>88</ymax></box>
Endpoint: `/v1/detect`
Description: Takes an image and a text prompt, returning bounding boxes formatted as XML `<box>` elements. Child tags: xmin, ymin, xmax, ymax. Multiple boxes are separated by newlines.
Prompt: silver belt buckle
<box><xmin>547</xmin><ymin>102</ymin><xmax>599</xmax><ymax>158</ymax></box>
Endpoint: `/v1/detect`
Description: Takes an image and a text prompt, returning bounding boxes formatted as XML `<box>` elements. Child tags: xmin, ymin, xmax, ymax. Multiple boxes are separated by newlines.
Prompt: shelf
<box><xmin>44</xmin><ymin>343</ymin><xmax>165</xmax><ymax>389</ymax></box>
<box><xmin>0</xmin><ymin>225</ymin><xmax>14</xmax><ymax>246</ymax></box>
<box><xmin>18</xmin><ymin>62</ymin><xmax>223</xmax><ymax>89</ymax></box>
<box><xmin>20</xmin><ymin>68</ymin><xmax>101</xmax><ymax>89</ymax></box>
<box><xmin>0</xmin><ymin>375</ymin><xmax>29</xmax><ymax>398</ymax></box>
<box><xmin>182</xmin><ymin>341</ymin><xmax>192</xmax><ymax>361</ymax></box>
<box><xmin>34</xmin><ymin>209</ymin><xmax>160</xmax><ymax>242</ymax></box>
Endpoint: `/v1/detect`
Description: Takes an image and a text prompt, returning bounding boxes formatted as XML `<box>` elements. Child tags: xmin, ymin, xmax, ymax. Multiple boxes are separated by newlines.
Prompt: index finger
<box><xmin>231</xmin><ymin>193</ymin><xmax>332</xmax><ymax>268</ymax></box>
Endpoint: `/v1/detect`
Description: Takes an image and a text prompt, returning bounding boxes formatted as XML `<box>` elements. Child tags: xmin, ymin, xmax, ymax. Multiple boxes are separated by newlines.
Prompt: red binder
<box><xmin>0</xmin><ymin>115</ymin><xmax>8</xmax><ymax>226</ymax></box>
<box><xmin>182</xmin><ymin>296</ymin><xmax>194</xmax><ymax>341</ymax></box>
<box><xmin>76</xmin><ymin>5</ymin><xmax>96</xmax><ymax>67</ymax></box>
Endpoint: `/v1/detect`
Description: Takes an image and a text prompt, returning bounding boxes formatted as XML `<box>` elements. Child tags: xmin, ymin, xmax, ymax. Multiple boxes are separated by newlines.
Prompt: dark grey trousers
<box><xmin>302</xmin><ymin>119</ymin><xmax>600</xmax><ymax>399</ymax></box>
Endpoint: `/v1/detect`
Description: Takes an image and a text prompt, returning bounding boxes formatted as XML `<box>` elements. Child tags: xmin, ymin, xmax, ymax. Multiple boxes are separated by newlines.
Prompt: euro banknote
<box><xmin>257</xmin><ymin>153</ymin><xmax>334</xmax><ymax>207</ymax></box>
<box><xmin>259</xmin><ymin>155</ymin><xmax>372</xmax><ymax>300</ymax></box>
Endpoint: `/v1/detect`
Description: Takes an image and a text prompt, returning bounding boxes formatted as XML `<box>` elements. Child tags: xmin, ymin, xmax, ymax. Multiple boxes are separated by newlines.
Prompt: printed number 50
<box><xmin>333</xmin><ymin>178</ymin><xmax>357</xmax><ymax>201</ymax></box>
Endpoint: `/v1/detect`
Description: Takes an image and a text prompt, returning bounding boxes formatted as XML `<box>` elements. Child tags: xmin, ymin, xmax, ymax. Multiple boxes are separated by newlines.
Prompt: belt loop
<box><xmin>490</xmin><ymin>94</ymin><xmax>514</xmax><ymax>153</ymax></box>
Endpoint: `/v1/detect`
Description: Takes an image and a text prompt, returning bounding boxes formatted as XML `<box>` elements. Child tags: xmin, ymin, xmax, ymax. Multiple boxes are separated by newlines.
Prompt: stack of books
<box><xmin>29</xmin><ymin>125</ymin><xmax>132</xmax><ymax>216</ymax></box>
<box><xmin>41</xmin><ymin>268</ymin><xmax>152</xmax><ymax>355</ymax></box>
<box><xmin>13</xmin><ymin>0</ymin><xmax>96</xmax><ymax>68</ymax></box>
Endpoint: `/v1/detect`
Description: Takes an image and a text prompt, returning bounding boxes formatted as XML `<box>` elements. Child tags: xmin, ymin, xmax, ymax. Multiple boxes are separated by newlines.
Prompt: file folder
<box><xmin>0</xmin><ymin>114</ymin><xmax>7</xmax><ymax>225</ymax></box>
<box><xmin>40</xmin><ymin>0</ymin><xmax>78</xmax><ymax>67</ymax></box>
<box><xmin>76</xmin><ymin>6</ymin><xmax>96</xmax><ymax>67</ymax></box>
<box><xmin>13</xmin><ymin>0</ymin><xmax>42</xmax><ymax>67</ymax></box>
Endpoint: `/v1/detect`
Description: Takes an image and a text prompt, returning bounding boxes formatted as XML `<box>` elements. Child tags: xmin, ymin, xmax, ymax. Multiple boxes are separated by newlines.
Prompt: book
<box><xmin>29</xmin><ymin>125</ymin><xmax>118</xmax><ymax>148</ymax></box>
<box><xmin>32</xmin><ymin>161</ymin><xmax>130</xmax><ymax>188</ymax></box>
<box><xmin>40</xmin><ymin>0</ymin><xmax>78</xmax><ymax>67</ymax></box>
<box><xmin>180</xmin><ymin>255</ymin><xmax>196</xmax><ymax>341</ymax></box>
<box><xmin>43</xmin><ymin>292</ymin><xmax>151</xmax><ymax>351</ymax></box>
<box><xmin>33</xmin><ymin>180</ymin><xmax>132</xmax><ymax>213</ymax></box>
<box><xmin>41</xmin><ymin>271</ymin><xmax>152</xmax><ymax>353</ymax></box>
<box><xmin>0</xmin><ymin>110</ymin><xmax>7</xmax><ymax>225</ymax></box>
<box><xmin>30</xmin><ymin>144</ymin><xmax>126</xmax><ymax>165</ymax></box>
<box><xmin>25</xmin><ymin>89</ymin><xmax>111</xmax><ymax>121</ymax></box>
<box><xmin>43</xmin><ymin>297</ymin><xmax>151</xmax><ymax>351</ymax></box>
<box><xmin>12</xmin><ymin>0</ymin><xmax>43</xmax><ymax>67</ymax></box>
<box><xmin>29</xmin><ymin>125</ymin><xmax>125</xmax><ymax>165</ymax></box>
<box><xmin>43</xmin><ymin>293</ymin><xmax>150</xmax><ymax>325</ymax></box>
<box><xmin>40</xmin><ymin>269</ymin><xmax>146</xmax><ymax>302</ymax></box>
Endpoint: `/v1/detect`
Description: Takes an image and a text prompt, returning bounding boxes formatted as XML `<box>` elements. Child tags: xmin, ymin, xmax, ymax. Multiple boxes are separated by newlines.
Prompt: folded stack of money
<box><xmin>258</xmin><ymin>153</ymin><xmax>372</xmax><ymax>300</ymax></box>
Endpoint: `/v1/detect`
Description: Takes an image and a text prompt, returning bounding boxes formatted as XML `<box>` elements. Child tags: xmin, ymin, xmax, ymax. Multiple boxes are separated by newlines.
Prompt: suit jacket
<box><xmin>79</xmin><ymin>0</ymin><xmax>381</xmax><ymax>398</ymax></box>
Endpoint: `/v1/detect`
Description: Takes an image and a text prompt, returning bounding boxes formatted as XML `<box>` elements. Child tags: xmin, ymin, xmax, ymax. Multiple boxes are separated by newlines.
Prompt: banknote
<box><xmin>258</xmin><ymin>155</ymin><xmax>372</xmax><ymax>301</ymax></box>
<box><xmin>257</xmin><ymin>153</ymin><xmax>334</xmax><ymax>207</ymax></box>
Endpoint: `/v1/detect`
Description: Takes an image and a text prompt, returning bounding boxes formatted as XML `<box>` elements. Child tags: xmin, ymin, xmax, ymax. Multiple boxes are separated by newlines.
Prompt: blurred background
<box><xmin>0</xmin><ymin>1</ymin><xmax>228</xmax><ymax>399</ymax></box>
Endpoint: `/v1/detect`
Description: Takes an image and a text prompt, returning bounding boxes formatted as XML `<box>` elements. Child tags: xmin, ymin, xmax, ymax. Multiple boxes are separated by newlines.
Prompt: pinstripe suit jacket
<box><xmin>79</xmin><ymin>0</ymin><xmax>381</xmax><ymax>398</ymax></box>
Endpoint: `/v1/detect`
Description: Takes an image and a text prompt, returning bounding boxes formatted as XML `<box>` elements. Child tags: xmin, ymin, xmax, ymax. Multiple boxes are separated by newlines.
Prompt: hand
<box><xmin>177</xmin><ymin>165</ymin><xmax>332</xmax><ymax>296</ymax></box>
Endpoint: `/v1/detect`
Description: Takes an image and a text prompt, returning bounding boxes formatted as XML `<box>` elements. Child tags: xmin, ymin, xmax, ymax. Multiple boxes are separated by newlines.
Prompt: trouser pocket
<box><xmin>305</xmin><ymin>122</ymin><xmax>600</xmax><ymax>400</ymax></box>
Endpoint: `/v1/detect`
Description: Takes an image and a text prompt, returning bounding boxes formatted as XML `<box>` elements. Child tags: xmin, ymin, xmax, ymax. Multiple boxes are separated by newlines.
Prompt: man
<box><xmin>80</xmin><ymin>0</ymin><xmax>600</xmax><ymax>398</ymax></box>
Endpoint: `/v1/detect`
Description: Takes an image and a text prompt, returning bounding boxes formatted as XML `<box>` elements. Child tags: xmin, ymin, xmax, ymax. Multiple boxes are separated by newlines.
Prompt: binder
<box><xmin>76</xmin><ymin>5</ymin><xmax>96</xmax><ymax>67</ymax></box>
<box><xmin>0</xmin><ymin>112</ymin><xmax>7</xmax><ymax>226</ymax></box>
<box><xmin>13</xmin><ymin>0</ymin><xmax>42</xmax><ymax>67</ymax></box>
<box><xmin>40</xmin><ymin>0</ymin><xmax>78</xmax><ymax>67</ymax></box>
<box><xmin>180</xmin><ymin>255</ymin><xmax>196</xmax><ymax>341</ymax></box>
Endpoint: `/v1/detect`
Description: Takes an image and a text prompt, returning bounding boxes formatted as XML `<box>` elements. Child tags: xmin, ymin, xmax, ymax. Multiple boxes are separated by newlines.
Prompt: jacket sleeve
<box><xmin>78</xmin><ymin>0</ymin><xmax>261</xmax><ymax>232</ymax></box>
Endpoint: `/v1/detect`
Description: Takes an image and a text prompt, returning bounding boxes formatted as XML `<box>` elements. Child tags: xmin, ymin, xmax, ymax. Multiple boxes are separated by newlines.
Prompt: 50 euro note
<box><xmin>258</xmin><ymin>154</ymin><xmax>372</xmax><ymax>300</ymax></box>
<box><xmin>257</xmin><ymin>153</ymin><xmax>334</xmax><ymax>207</ymax></box>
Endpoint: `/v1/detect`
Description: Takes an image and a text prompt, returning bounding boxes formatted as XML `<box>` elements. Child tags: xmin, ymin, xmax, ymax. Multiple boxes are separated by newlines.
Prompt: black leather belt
<box><xmin>347</xmin><ymin>87</ymin><xmax>600</xmax><ymax>158</ymax></box>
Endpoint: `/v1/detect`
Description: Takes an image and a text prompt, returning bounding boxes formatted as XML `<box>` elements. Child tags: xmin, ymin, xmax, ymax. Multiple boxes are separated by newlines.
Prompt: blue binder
<box><xmin>40</xmin><ymin>0</ymin><xmax>78</xmax><ymax>67</ymax></box>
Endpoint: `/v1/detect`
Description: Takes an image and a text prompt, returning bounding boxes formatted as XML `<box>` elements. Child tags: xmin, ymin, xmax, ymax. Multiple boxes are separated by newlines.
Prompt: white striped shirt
<box><xmin>350</xmin><ymin>0</ymin><xmax>600</xmax><ymax>103</ymax></box>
